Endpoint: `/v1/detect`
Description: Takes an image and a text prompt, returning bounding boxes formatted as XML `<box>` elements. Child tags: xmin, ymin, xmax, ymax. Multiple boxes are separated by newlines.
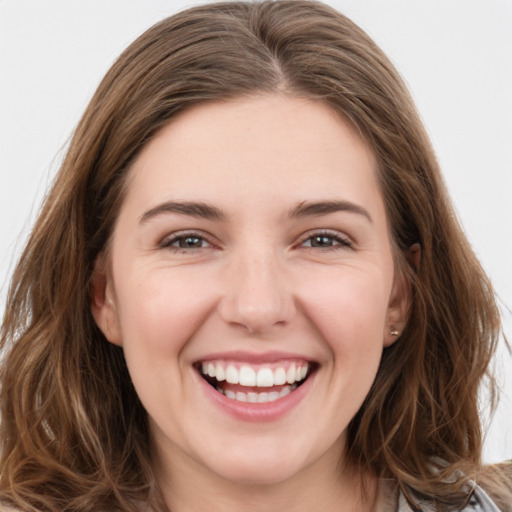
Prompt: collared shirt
<box><xmin>377</xmin><ymin>478</ymin><xmax>501</xmax><ymax>512</ymax></box>
<box><xmin>397</xmin><ymin>483</ymin><xmax>501</xmax><ymax>512</ymax></box>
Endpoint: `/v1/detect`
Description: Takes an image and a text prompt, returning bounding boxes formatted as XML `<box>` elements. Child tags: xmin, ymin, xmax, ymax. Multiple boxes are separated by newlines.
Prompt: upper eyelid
<box><xmin>159</xmin><ymin>230</ymin><xmax>216</xmax><ymax>248</ymax></box>
<box><xmin>295</xmin><ymin>229</ymin><xmax>353</xmax><ymax>245</ymax></box>
<box><xmin>157</xmin><ymin>228</ymin><xmax>354</xmax><ymax>248</ymax></box>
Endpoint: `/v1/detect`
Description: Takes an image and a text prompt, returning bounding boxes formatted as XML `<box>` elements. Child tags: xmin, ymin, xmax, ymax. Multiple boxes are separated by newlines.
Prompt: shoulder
<box><xmin>465</xmin><ymin>483</ymin><xmax>503</xmax><ymax>512</ymax></box>
<box><xmin>397</xmin><ymin>482</ymin><xmax>502</xmax><ymax>512</ymax></box>
<box><xmin>477</xmin><ymin>462</ymin><xmax>512</xmax><ymax>512</ymax></box>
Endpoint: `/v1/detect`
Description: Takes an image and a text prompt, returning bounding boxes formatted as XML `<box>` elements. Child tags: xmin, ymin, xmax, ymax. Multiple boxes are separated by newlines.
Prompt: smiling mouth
<box><xmin>196</xmin><ymin>360</ymin><xmax>315</xmax><ymax>403</ymax></box>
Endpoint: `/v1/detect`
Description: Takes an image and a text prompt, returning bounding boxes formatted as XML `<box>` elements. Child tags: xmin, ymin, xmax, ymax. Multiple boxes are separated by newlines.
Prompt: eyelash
<box><xmin>160</xmin><ymin>231</ymin><xmax>215</xmax><ymax>252</ymax></box>
<box><xmin>297</xmin><ymin>230</ymin><xmax>353</xmax><ymax>251</ymax></box>
<box><xmin>160</xmin><ymin>230</ymin><xmax>353</xmax><ymax>253</ymax></box>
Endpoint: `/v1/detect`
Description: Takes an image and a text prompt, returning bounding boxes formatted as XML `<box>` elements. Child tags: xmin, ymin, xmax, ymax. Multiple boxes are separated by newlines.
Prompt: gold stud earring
<box><xmin>390</xmin><ymin>329</ymin><xmax>400</xmax><ymax>336</ymax></box>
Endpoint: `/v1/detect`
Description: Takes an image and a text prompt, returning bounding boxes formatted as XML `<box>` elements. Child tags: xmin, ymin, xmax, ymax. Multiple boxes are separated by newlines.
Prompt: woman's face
<box><xmin>92</xmin><ymin>95</ymin><xmax>408</xmax><ymax>488</ymax></box>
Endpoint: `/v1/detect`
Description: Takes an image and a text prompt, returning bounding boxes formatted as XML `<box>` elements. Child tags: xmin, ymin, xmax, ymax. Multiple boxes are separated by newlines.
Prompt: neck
<box><xmin>153</xmin><ymin>442</ymin><xmax>379</xmax><ymax>512</ymax></box>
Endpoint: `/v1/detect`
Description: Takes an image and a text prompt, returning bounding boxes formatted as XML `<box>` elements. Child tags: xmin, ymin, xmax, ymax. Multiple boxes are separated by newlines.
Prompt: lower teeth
<box><xmin>218</xmin><ymin>384</ymin><xmax>298</xmax><ymax>403</ymax></box>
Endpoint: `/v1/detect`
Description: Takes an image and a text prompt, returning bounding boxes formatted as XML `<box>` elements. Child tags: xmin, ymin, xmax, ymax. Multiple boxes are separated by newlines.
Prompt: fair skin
<box><xmin>92</xmin><ymin>95</ymin><xmax>409</xmax><ymax>512</ymax></box>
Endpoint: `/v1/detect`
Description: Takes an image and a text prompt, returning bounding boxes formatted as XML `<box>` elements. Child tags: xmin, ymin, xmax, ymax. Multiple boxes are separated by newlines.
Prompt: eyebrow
<box><xmin>139</xmin><ymin>199</ymin><xmax>372</xmax><ymax>225</ymax></box>
<box><xmin>288</xmin><ymin>200</ymin><xmax>372</xmax><ymax>223</ymax></box>
<box><xmin>139</xmin><ymin>201</ymin><xmax>226</xmax><ymax>224</ymax></box>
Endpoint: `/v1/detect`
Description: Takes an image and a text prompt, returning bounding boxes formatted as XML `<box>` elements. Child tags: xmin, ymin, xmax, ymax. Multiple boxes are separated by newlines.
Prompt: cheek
<box><xmin>296</xmin><ymin>266</ymin><xmax>391</xmax><ymax>431</ymax></box>
<box><xmin>113</xmin><ymin>266</ymin><xmax>217</xmax><ymax>356</ymax></box>
<box><xmin>298</xmin><ymin>265</ymin><xmax>390</xmax><ymax>354</ymax></box>
<box><xmin>111</xmin><ymin>269</ymin><xmax>219</xmax><ymax>417</ymax></box>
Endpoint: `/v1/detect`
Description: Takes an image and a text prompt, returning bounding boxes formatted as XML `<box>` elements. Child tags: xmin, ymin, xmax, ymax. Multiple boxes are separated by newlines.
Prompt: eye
<box><xmin>299</xmin><ymin>231</ymin><xmax>352</xmax><ymax>250</ymax></box>
<box><xmin>160</xmin><ymin>232</ymin><xmax>212</xmax><ymax>251</ymax></box>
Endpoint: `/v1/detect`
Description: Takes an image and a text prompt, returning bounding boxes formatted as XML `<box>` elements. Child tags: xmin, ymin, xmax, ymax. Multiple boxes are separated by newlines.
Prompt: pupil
<box><xmin>180</xmin><ymin>237</ymin><xmax>202</xmax><ymax>248</ymax></box>
<box><xmin>312</xmin><ymin>235</ymin><xmax>332</xmax><ymax>247</ymax></box>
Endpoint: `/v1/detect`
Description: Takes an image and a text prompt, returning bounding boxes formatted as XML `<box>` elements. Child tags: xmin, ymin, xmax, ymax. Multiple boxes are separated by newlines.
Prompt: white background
<box><xmin>1</xmin><ymin>0</ymin><xmax>511</xmax><ymax>462</ymax></box>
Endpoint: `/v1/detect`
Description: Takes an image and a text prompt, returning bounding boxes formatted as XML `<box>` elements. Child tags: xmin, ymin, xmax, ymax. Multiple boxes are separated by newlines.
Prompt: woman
<box><xmin>0</xmin><ymin>1</ymin><xmax>509</xmax><ymax>511</ymax></box>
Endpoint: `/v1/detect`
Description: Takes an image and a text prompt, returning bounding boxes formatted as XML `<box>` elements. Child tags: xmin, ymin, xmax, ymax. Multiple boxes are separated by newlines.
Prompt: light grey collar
<box><xmin>396</xmin><ymin>481</ymin><xmax>501</xmax><ymax>512</ymax></box>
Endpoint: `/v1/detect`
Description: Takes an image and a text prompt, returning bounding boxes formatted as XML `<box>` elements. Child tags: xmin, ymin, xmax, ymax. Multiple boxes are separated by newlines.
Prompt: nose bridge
<box><xmin>220</xmin><ymin>242</ymin><xmax>294</xmax><ymax>333</ymax></box>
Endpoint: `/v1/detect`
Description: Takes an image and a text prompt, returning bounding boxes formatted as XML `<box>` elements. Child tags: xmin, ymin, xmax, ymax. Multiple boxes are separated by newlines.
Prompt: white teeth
<box><xmin>225</xmin><ymin>365</ymin><xmax>239</xmax><ymax>384</ymax></box>
<box><xmin>247</xmin><ymin>392</ymin><xmax>259</xmax><ymax>403</ymax></box>
<box><xmin>257</xmin><ymin>392</ymin><xmax>270</xmax><ymax>403</ymax></box>
<box><xmin>286</xmin><ymin>364</ymin><xmax>296</xmax><ymax>384</ymax></box>
<box><xmin>239</xmin><ymin>365</ymin><xmax>256</xmax><ymax>386</ymax></box>
<box><xmin>200</xmin><ymin>361</ymin><xmax>310</xmax><ymax>387</ymax></box>
<box><xmin>256</xmin><ymin>368</ymin><xmax>274</xmax><ymax>387</ymax></box>
<box><xmin>235</xmin><ymin>391</ymin><xmax>248</xmax><ymax>402</ymax></box>
<box><xmin>279</xmin><ymin>386</ymin><xmax>291</xmax><ymax>397</ymax></box>
<box><xmin>225</xmin><ymin>390</ymin><xmax>236</xmax><ymax>400</ymax></box>
<box><xmin>219</xmin><ymin>385</ymin><xmax>297</xmax><ymax>403</ymax></box>
<box><xmin>274</xmin><ymin>367</ymin><xmax>287</xmax><ymax>385</ymax></box>
<box><xmin>216</xmin><ymin>364</ymin><xmax>225</xmax><ymax>382</ymax></box>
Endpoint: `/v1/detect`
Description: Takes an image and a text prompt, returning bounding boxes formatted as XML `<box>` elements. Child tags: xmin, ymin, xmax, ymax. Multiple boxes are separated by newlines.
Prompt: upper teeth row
<box><xmin>200</xmin><ymin>362</ymin><xmax>309</xmax><ymax>387</ymax></box>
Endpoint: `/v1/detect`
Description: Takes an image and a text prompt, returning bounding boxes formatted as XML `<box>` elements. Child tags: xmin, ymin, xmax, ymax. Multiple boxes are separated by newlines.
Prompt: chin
<box><xmin>202</xmin><ymin>445</ymin><xmax>310</xmax><ymax>486</ymax></box>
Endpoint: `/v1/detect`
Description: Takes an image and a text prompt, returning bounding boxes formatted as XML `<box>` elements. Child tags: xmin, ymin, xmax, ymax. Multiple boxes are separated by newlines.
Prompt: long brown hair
<box><xmin>0</xmin><ymin>1</ymin><xmax>504</xmax><ymax>510</ymax></box>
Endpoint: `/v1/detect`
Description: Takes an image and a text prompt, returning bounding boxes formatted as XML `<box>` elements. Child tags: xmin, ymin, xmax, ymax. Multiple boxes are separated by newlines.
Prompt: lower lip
<box><xmin>197</xmin><ymin>371</ymin><xmax>314</xmax><ymax>423</ymax></box>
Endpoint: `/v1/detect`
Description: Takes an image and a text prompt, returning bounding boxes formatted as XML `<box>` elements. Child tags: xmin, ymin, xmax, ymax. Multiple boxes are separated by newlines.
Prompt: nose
<box><xmin>218</xmin><ymin>247</ymin><xmax>296</xmax><ymax>335</ymax></box>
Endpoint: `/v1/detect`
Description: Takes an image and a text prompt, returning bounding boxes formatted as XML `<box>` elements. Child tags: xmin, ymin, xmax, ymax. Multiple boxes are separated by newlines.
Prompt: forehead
<box><xmin>123</xmin><ymin>94</ymin><xmax>382</xmax><ymax>217</ymax></box>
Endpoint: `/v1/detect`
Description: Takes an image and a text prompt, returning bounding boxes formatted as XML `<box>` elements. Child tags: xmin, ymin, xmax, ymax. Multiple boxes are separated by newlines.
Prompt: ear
<box><xmin>90</xmin><ymin>255</ymin><xmax>123</xmax><ymax>346</ymax></box>
<box><xmin>406</xmin><ymin>243</ymin><xmax>421</xmax><ymax>272</ymax></box>
<box><xmin>384</xmin><ymin>243</ymin><xmax>421</xmax><ymax>347</ymax></box>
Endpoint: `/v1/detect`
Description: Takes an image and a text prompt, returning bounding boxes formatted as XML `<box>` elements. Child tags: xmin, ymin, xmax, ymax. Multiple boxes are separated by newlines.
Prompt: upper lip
<box><xmin>194</xmin><ymin>350</ymin><xmax>315</xmax><ymax>365</ymax></box>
